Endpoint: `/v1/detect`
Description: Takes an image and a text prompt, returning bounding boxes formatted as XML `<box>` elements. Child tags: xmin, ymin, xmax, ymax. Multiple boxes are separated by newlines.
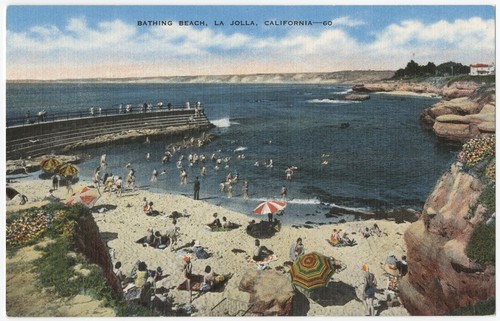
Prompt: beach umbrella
<box><xmin>252</xmin><ymin>200</ymin><xmax>286</xmax><ymax>215</ymax></box>
<box><xmin>290</xmin><ymin>252</ymin><xmax>335</xmax><ymax>291</ymax></box>
<box><xmin>58</xmin><ymin>163</ymin><xmax>79</xmax><ymax>178</ymax></box>
<box><xmin>40</xmin><ymin>157</ymin><xmax>62</xmax><ymax>172</ymax></box>
<box><xmin>66</xmin><ymin>186</ymin><xmax>100</xmax><ymax>208</ymax></box>
<box><xmin>6</xmin><ymin>186</ymin><xmax>20</xmax><ymax>200</ymax></box>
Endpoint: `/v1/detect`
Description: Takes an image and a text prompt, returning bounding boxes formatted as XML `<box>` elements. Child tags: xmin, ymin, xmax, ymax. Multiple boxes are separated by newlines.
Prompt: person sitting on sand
<box><xmin>144</xmin><ymin>202</ymin><xmax>154</xmax><ymax>216</ymax></box>
<box><xmin>114</xmin><ymin>261</ymin><xmax>126</xmax><ymax>285</ymax></box>
<box><xmin>44</xmin><ymin>189</ymin><xmax>59</xmax><ymax>202</ymax></box>
<box><xmin>200</xmin><ymin>265</ymin><xmax>216</xmax><ymax>292</ymax></box>
<box><xmin>272</xmin><ymin>218</ymin><xmax>281</xmax><ymax>232</ymax></box>
<box><xmin>370</xmin><ymin>223</ymin><xmax>382</xmax><ymax>237</ymax></box>
<box><xmin>252</xmin><ymin>239</ymin><xmax>273</xmax><ymax>262</ymax></box>
<box><xmin>289</xmin><ymin>237</ymin><xmax>305</xmax><ymax>261</ymax></box>
<box><xmin>360</xmin><ymin>227</ymin><xmax>371</xmax><ymax>239</ymax></box>
<box><xmin>384</xmin><ymin>252</ymin><xmax>400</xmax><ymax>276</ymax></box>
<box><xmin>192</xmin><ymin>240</ymin><xmax>210</xmax><ymax>259</ymax></box>
<box><xmin>143</xmin><ymin>228</ymin><xmax>155</xmax><ymax>247</ymax></box>
<box><xmin>397</xmin><ymin>255</ymin><xmax>408</xmax><ymax>276</ymax></box>
<box><xmin>114</xmin><ymin>262</ymin><xmax>125</xmax><ymax>279</ymax></box>
<box><xmin>206</xmin><ymin>213</ymin><xmax>222</xmax><ymax>229</ymax></box>
<box><xmin>135</xmin><ymin>261</ymin><xmax>149</xmax><ymax>288</ymax></box>
<box><xmin>341</xmin><ymin>232</ymin><xmax>357</xmax><ymax>246</ymax></box>
<box><xmin>222</xmin><ymin>216</ymin><xmax>239</xmax><ymax>229</ymax></box>
<box><xmin>152</xmin><ymin>231</ymin><xmax>163</xmax><ymax>248</ymax></box>
<box><xmin>330</xmin><ymin>228</ymin><xmax>341</xmax><ymax>245</ymax></box>
<box><xmin>19</xmin><ymin>194</ymin><xmax>28</xmax><ymax>205</ymax></box>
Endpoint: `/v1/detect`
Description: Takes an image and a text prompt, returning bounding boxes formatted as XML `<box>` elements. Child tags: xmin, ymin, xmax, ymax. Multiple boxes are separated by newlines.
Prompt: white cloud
<box><xmin>6</xmin><ymin>16</ymin><xmax>496</xmax><ymax>79</ymax></box>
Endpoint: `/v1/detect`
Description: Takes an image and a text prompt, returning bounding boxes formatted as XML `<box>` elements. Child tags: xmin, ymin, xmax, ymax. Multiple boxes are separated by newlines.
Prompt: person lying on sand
<box><xmin>192</xmin><ymin>240</ymin><xmax>210</xmax><ymax>259</ymax></box>
<box><xmin>200</xmin><ymin>265</ymin><xmax>232</xmax><ymax>292</ymax></box>
<box><xmin>221</xmin><ymin>216</ymin><xmax>239</xmax><ymax>229</ymax></box>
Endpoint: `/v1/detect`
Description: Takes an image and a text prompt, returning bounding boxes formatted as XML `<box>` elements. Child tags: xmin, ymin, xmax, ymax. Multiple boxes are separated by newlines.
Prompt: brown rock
<box><xmin>399</xmin><ymin>164</ymin><xmax>495</xmax><ymax>315</ymax></box>
<box><xmin>238</xmin><ymin>269</ymin><xmax>294</xmax><ymax>316</ymax></box>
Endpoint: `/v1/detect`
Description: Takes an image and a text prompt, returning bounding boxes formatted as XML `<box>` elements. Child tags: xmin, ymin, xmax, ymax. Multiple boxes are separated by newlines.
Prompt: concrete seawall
<box><xmin>6</xmin><ymin>109</ymin><xmax>214</xmax><ymax>160</ymax></box>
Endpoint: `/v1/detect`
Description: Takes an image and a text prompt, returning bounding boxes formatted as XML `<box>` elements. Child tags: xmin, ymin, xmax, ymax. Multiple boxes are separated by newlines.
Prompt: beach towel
<box><xmin>209</xmin><ymin>225</ymin><xmax>241</xmax><ymax>232</ymax></box>
<box><xmin>176</xmin><ymin>274</ymin><xmax>230</xmax><ymax>292</ymax></box>
<box><xmin>326</xmin><ymin>239</ymin><xmax>357</xmax><ymax>247</ymax></box>
<box><xmin>245</xmin><ymin>253</ymin><xmax>278</xmax><ymax>265</ymax></box>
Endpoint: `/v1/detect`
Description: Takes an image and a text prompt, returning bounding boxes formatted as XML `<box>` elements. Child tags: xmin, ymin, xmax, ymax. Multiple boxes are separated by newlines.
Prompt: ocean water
<box><xmin>7</xmin><ymin>83</ymin><xmax>460</xmax><ymax>224</ymax></box>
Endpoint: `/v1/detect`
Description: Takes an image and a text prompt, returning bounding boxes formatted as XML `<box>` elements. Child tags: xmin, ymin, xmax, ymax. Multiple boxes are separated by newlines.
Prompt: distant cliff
<box><xmin>8</xmin><ymin>70</ymin><xmax>395</xmax><ymax>85</ymax></box>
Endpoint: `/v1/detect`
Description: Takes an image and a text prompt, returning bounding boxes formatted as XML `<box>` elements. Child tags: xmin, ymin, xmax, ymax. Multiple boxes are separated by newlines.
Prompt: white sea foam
<box><xmin>234</xmin><ymin>146</ymin><xmax>248</xmax><ymax>152</ymax></box>
<box><xmin>287</xmin><ymin>198</ymin><xmax>322</xmax><ymax>205</ymax></box>
<box><xmin>212</xmin><ymin>117</ymin><xmax>233</xmax><ymax>128</ymax></box>
<box><xmin>307</xmin><ymin>99</ymin><xmax>360</xmax><ymax>104</ymax></box>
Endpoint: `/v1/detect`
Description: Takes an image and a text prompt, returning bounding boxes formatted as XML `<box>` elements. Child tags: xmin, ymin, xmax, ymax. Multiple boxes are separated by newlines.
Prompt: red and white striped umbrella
<box><xmin>252</xmin><ymin>200</ymin><xmax>286</xmax><ymax>215</ymax></box>
<box><xmin>66</xmin><ymin>186</ymin><xmax>100</xmax><ymax>208</ymax></box>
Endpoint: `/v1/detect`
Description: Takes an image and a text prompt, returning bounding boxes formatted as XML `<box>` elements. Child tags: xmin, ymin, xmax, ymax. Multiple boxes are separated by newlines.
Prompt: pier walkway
<box><xmin>6</xmin><ymin>107</ymin><xmax>214</xmax><ymax>160</ymax></box>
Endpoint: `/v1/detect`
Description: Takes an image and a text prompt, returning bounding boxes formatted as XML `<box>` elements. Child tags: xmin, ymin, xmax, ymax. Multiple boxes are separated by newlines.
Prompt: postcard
<box><xmin>4</xmin><ymin>2</ymin><xmax>496</xmax><ymax>318</ymax></box>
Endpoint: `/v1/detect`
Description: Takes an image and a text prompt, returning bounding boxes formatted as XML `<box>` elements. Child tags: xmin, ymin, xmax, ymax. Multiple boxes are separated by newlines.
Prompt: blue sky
<box><xmin>6</xmin><ymin>5</ymin><xmax>496</xmax><ymax>79</ymax></box>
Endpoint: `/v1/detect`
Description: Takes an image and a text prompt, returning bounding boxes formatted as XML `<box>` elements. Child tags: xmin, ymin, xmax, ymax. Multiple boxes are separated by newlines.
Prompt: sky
<box><xmin>5</xmin><ymin>5</ymin><xmax>496</xmax><ymax>80</ymax></box>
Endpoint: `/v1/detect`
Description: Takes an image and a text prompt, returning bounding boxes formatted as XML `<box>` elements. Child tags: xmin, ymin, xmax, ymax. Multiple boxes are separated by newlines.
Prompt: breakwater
<box><xmin>6</xmin><ymin>109</ymin><xmax>214</xmax><ymax>160</ymax></box>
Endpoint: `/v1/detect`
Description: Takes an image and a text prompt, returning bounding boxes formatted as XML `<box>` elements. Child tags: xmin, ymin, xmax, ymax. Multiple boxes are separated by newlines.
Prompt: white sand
<box><xmin>7</xmin><ymin>177</ymin><xmax>410</xmax><ymax>316</ymax></box>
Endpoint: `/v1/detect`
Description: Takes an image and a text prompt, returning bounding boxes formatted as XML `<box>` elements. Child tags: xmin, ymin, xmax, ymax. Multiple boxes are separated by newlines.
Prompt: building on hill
<box><xmin>469</xmin><ymin>63</ymin><xmax>495</xmax><ymax>76</ymax></box>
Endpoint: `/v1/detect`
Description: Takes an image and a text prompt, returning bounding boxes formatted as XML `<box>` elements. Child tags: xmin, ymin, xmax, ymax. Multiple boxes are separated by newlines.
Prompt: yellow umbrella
<box><xmin>40</xmin><ymin>158</ymin><xmax>62</xmax><ymax>172</ymax></box>
<box><xmin>58</xmin><ymin>163</ymin><xmax>79</xmax><ymax>178</ymax></box>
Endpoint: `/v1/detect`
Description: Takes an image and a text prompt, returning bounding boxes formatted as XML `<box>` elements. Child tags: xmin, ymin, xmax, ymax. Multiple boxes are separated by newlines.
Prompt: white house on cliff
<box><xmin>469</xmin><ymin>63</ymin><xmax>495</xmax><ymax>76</ymax></box>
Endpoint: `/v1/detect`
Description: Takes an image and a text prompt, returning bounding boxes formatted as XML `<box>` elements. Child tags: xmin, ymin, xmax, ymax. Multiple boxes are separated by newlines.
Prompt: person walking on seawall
<box><xmin>193</xmin><ymin>176</ymin><xmax>200</xmax><ymax>200</ymax></box>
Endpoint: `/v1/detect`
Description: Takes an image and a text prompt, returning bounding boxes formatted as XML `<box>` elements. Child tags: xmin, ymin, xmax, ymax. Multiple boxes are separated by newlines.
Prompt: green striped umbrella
<box><xmin>58</xmin><ymin>163</ymin><xmax>79</xmax><ymax>178</ymax></box>
<box><xmin>290</xmin><ymin>252</ymin><xmax>335</xmax><ymax>291</ymax></box>
<box><xmin>40</xmin><ymin>157</ymin><xmax>62</xmax><ymax>172</ymax></box>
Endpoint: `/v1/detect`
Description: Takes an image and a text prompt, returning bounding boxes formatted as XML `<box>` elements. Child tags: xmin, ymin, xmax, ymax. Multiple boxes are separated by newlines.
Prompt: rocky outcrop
<box><xmin>6</xmin><ymin>154</ymin><xmax>81</xmax><ymax>175</ymax></box>
<box><xmin>74</xmin><ymin>211</ymin><xmax>123</xmax><ymax>298</ymax></box>
<box><xmin>398</xmin><ymin>164</ymin><xmax>495</xmax><ymax>315</ymax></box>
<box><xmin>427</xmin><ymin>86</ymin><xmax>495</xmax><ymax>143</ymax></box>
<box><xmin>344</xmin><ymin>94</ymin><xmax>370</xmax><ymax>101</ymax></box>
<box><xmin>353</xmin><ymin>79</ymin><xmax>495</xmax><ymax>143</ymax></box>
<box><xmin>239</xmin><ymin>269</ymin><xmax>294</xmax><ymax>316</ymax></box>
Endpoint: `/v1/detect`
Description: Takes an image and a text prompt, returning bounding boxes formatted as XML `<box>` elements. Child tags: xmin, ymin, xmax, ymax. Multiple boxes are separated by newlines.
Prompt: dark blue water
<box><xmin>7</xmin><ymin>83</ymin><xmax>459</xmax><ymax>223</ymax></box>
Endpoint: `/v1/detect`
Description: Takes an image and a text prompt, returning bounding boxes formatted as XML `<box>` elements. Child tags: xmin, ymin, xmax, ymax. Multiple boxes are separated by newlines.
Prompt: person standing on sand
<box><xmin>362</xmin><ymin>263</ymin><xmax>377</xmax><ymax>316</ymax></box>
<box><xmin>51</xmin><ymin>174</ymin><xmax>60</xmax><ymax>190</ymax></box>
<box><xmin>182</xmin><ymin>256</ymin><xmax>193</xmax><ymax>304</ymax></box>
<box><xmin>193</xmin><ymin>176</ymin><xmax>200</xmax><ymax>200</ymax></box>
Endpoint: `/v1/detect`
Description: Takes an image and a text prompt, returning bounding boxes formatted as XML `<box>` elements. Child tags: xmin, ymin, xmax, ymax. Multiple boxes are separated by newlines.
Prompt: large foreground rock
<box><xmin>239</xmin><ymin>269</ymin><xmax>294</xmax><ymax>316</ymax></box>
<box><xmin>398</xmin><ymin>164</ymin><xmax>495</xmax><ymax>315</ymax></box>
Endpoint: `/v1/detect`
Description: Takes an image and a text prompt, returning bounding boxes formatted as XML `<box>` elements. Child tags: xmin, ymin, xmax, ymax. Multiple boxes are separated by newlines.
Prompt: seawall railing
<box><xmin>6</xmin><ymin>107</ymin><xmax>214</xmax><ymax>160</ymax></box>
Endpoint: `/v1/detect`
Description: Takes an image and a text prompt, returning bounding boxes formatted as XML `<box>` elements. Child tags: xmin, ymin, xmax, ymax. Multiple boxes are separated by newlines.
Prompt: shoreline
<box><xmin>7</xmin><ymin>176</ymin><xmax>411</xmax><ymax>316</ymax></box>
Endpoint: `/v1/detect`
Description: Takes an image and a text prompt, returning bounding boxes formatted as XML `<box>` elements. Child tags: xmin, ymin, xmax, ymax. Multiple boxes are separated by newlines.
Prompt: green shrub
<box><xmin>465</xmin><ymin>221</ymin><xmax>495</xmax><ymax>266</ymax></box>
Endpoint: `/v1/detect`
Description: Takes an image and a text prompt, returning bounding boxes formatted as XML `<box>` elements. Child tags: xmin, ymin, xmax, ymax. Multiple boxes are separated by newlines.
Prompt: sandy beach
<box><xmin>7</xmin><ymin>176</ymin><xmax>411</xmax><ymax>316</ymax></box>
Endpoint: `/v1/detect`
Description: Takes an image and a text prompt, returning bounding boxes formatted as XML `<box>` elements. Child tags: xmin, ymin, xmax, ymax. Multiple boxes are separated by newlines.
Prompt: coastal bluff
<box><xmin>398</xmin><ymin>163</ymin><xmax>495</xmax><ymax>315</ymax></box>
<box><xmin>352</xmin><ymin>78</ymin><xmax>495</xmax><ymax>144</ymax></box>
